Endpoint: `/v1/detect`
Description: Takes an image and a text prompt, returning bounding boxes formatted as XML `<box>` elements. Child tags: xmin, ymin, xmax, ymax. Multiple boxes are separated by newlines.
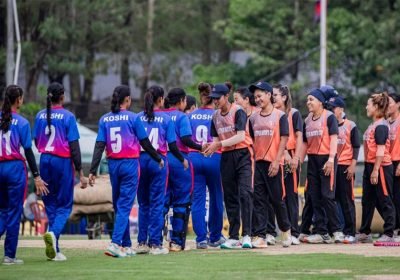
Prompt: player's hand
<box><xmin>345</xmin><ymin>163</ymin><xmax>356</xmax><ymax>181</ymax></box>
<box><xmin>370</xmin><ymin>169</ymin><xmax>379</xmax><ymax>185</ymax></box>
<box><xmin>396</xmin><ymin>164</ymin><xmax>400</xmax><ymax>177</ymax></box>
<box><xmin>268</xmin><ymin>160</ymin><xmax>279</xmax><ymax>177</ymax></box>
<box><xmin>88</xmin><ymin>173</ymin><xmax>96</xmax><ymax>186</ymax></box>
<box><xmin>203</xmin><ymin>141</ymin><xmax>221</xmax><ymax>157</ymax></box>
<box><xmin>159</xmin><ymin>159</ymin><xmax>165</xmax><ymax>169</ymax></box>
<box><xmin>183</xmin><ymin>159</ymin><xmax>189</xmax><ymax>170</ymax></box>
<box><xmin>323</xmin><ymin>160</ymin><xmax>334</xmax><ymax>176</ymax></box>
<box><xmin>284</xmin><ymin>151</ymin><xmax>292</xmax><ymax>165</ymax></box>
<box><xmin>290</xmin><ymin>157</ymin><xmax>299</xmax><ymax>173</ymax></box>
<box><xmin>34</xmin><ymin>176</ymin><xmax>49</xmax><ymax>196</ymax></box>
<box><xmin>201</xmin><ymin>143</ymin><xmax>209</xmax><ymax>153</ymax></box>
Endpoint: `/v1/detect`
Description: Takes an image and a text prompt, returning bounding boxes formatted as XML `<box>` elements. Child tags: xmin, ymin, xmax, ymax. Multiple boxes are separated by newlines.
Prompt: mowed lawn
<box><xmin>1</xmin><ymin>248</ymin><xmax>400</xmax><ymax>280</ymax></box>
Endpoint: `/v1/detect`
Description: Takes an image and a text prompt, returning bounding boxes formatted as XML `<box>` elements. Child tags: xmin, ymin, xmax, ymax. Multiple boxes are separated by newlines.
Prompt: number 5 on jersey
<box><xmin>110</xmin><ymin>127</ymin><xmax>122</xmax><ymax>153</ymax></box>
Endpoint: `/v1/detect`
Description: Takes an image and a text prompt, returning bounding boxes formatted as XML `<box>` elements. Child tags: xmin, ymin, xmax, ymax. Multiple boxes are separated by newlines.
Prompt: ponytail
<box><xmin>144</xmin><ymin>85</ymin><xmax>165</xmax><ymax>122</ymax></box>
<box><xmin>46</xmin><ymin>82</ymin><xmax>65</xmax><ymax>136</ymax></box>
<box><xmin>111</xmin><ymin>85</ymin><xmax>131</xmax><ymax>114</ymax></box>
<box><xmin>46</xmin><ymin>93</ymin><xmax>52</xmax><ymax>135</ymax></box>
<box><xmin>0</xmin><ymin>85</ymin><xmax>23</xmax><ymax>133</ymax></box>
<box><xmin>370</xmin><ymin>91</ymin><xmax>390</xmax><ymax>118</ymax></box>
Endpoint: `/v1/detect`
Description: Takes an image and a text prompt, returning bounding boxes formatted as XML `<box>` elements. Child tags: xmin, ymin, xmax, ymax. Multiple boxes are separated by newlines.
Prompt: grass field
<box><xmin>1</xmin><ymin>245</ymin><xmax>400</xmax><ymax>280</ymax></box>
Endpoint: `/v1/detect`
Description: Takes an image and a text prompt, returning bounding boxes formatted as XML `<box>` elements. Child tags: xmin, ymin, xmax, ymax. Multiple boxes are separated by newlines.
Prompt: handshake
<box><xmin>201</xmin><ymin>141</ymin><xmax>222</xmax><ymax>157</ymax></box>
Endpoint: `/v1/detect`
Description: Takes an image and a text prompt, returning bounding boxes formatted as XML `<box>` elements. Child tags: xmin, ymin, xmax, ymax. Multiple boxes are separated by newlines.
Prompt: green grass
<box><xmin>1</xmin><ymin>248</ymin><xmax>400</xmax><ymax>280</ymax></box>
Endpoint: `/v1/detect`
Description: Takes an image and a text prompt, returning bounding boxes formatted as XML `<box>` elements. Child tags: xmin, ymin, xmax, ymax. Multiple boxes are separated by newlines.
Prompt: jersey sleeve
<box><xmin>292</xmin><ymin>110</ymin><xmax>303</xmax><ymax>132</ymax></box>
<box><xmin>178</xmin><ymin>114</ymin><xmax>192</xmax><ymax>138</ymax></box>
<box><xmin>327</xmin><ymin>114</ymin><xmax>339</xmax><ymax>135</ymax></box>
<box><xmin>350</xmin><ymin>125</ymin><xmax>361</xmax><ymax>148</ymax></box>
<box><xmin>19</xmin><ymin>121</ymin><xmax>32</xmax><ymax>149</ymax></box>
<box><xmin>96</xmin><ymin>119</ymin><xmax>106</xmax><ymax>142</ymax></box>
<box><xmin>375</xmin><ymin>125</ymin><xmax>389</xmax><ymax>145</ymax></box>
<box><xmin>302</xmin><ymin>122</ymin><xmax>307</xmax><ymax>143</ymax></box>
<box><xmin>166</xmin><ymin>119</ymin><xmax>177</xmax><ymax>143</ymax></box>
<box><xmin>134</xmin><ymin>115</ymin><xmax>149</xmax><ymax>141</ymax></box>
<box><xmin>279</xmin><ymin>114</ymin><xmax>289</xmax><ymax>137</ymax></box>
<box><xmin>234</xmin><ymin>109</ymin><xmax>247</xmax><ymax>131</ymax></box>
<box><xmin>211</xmin><ymin>121</ymin><xmax>218</xmax><ymax>137</ymax></box>
<box><xmin>66</xmin><ymin>114</ymin><xmax>80</xmax><ymax>142</ymax></box>
<box><xmin>32</xmin><ymin>113</ymin><xmax>39</xmax><ymax>139</ymax></box>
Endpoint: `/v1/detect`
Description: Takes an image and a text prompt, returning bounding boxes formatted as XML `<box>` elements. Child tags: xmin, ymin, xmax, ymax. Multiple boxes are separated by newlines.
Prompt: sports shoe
<box><xmin>2</xmin><ymin>256</ymin><xmax>24</xmax><ymax>265</ymax></box>
<box><xmin>355</xmin><ymin>233</ymin><xmax>373</xmax><ymax>243</ymax></box>
<box><xmin>394</xmin><ymin>229</ymin><xmax>399</xmax><ymax>237</ymax></box>
<box><xmin>105</xmin><ymin>243</ymin><xmax>127</xmax><ymax>258</ymax></box>
<box><xmin>196</xmin><ymin>241</ymin><xmax>208</xmax><ymax>249</ymax></box>
<box><xmin>51</xmin><ymin>252</ymin><xmax>67</xmax><ymax>261</ymax></box>
<box><xmin>343</xmin><ymin>235</ymin><xmax>356</xmax><ymax>244</ymax></box>
<box><xmin>281</xmin><ymin>230</ymin><xmax>291</xmax><ymax>248</ymax></box>
<box><xmin>43</xmin><ymin>232</ymin><xmax>57</xmax><ymax>259</ymax></box>
<box><xmin>251</xmin><ymin>236</ymin><xmax>268</xmax><ymax>248</ymax></box>
<box><xmin>265</xmin><ymin>234</ymin><xmax>276</xmax><ymax>245</ymax></box>
<box><xmin>291</xmin><ymin>236</ymin><xmax>300</xmax><ymax>245</ymax></box>
<box><xmin>208</xmin><ymin>236</ymin><xmax>226</xmax><ymax>247</ymax></box>
<box><xmin>241</xmin><ymin>235</ymin><xmax>252</xmax><ymax>249</ymax></box>
<box><xmin>333</xmin><ymin>231</ymin><xmax>345</xmax><ymax>243</ymax></box>
<box><xmin>149</xmin><ymin>246</ymin><xmax>169</xmax><ymax>255</ymax></box>
<box><xmin>375</xmin><ymin>234</ymin><xmax>395</xmax><ymax>243</ymax></box>
<box><xmin>135</xmin><ymin>243</ymin><xmax>150</xmax><ymax>254</ymax></box>
<box><xmin>169</xmin><ymin>242</ymin><xmax>182</xmax><ymax>252</ymax></box>
<box><xmin>306</xmin><ymin>234</ymin><xmax>333</xmax><ymax>244</ymax></box>
<box><xmin>123</xmin><ymin>247</ymin><xmax>136</xmax><ymax>257</ymax></box>
<box><xmin>220</xmin><ymin>239</ymin><xmax>242</xmax><ymax>249</ymax></box>
<box><xmin>298</xmin><ymin>233</ymin><xmax>309</xmax><ymax>243</ymax></box>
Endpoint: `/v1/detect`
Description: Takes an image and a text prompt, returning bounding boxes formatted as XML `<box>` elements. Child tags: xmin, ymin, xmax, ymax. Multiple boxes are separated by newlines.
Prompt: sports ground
<box><xmin>1</xmin><ymin>237</ymin><xmax>400</xmax><ymax>280</ymax></box>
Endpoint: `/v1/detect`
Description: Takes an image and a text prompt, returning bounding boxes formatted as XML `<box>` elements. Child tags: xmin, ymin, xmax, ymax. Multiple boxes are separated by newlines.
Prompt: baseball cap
<box><xmin>320</xmin><ymin>85</ymin><xmax>339</xmax><ymax>100</ymax></box>
<box><xmin>327</xmin><ymin>96</ymin><xmax>345</xmax><ymax>108</ymax></box>
<box><xmin>249</xmin><ymin>81</ymin><xmax>273</xmax><ymax>93</ymax></box>
<box><xmin>210</xmin><ymin>84</ymin><xmax>230</xmax><ymax>98</ymax></box>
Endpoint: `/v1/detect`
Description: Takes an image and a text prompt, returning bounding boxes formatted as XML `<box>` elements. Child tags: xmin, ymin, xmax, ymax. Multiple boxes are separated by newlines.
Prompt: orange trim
<box><xmin>289</xmin><ymin>150</ymin><xmax>298</xmax><ymax>193</ymax></box>
<box><xmin>249</xmin><ymin>147</ymin><xmax>255</xmax><ymax>189</ymax></box>
<box><xmin>281</xmin><ymin>165</ymin><xmax>286</xmax><ymax>199</ymax></box>
<box><xmin>305</xmin><ymin>178</ymin><xmax>308</xmax><ymax>191</ymax></box>
<box><xmin>379</xmin><ymin>167</ymin><xmax>389</xmax><ymax>196</ymax></box>
<box><xmin>330</xmin><ymin>171</ymin><xmax>334</xmax><ymax>191</ymax></box>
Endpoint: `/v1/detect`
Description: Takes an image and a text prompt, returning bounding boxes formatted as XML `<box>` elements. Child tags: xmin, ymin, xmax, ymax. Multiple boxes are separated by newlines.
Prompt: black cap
<box><xmin>249</xmin><ymin>81</ymin><xmax>273</xmax><ymax>93</ymax></box>
<box><xmin>327</xmin><ymin>96</ymin><xmax>345</xmax><ymax>108</ymax></box>
<box><xmin>210</xmin><ymin>84</ymin><xmax>230</xmax><ymax>98</ymax></box>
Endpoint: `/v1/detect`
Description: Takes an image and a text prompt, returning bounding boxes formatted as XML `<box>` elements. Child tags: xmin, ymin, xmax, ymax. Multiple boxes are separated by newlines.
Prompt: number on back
<box><xmin>110</xmin><ymin>127</ymin><xmax>122</xmax><ymax>153</ymax></box>
<box><xmin>195</xmin><ymin>125</ymin><xmax>208</xmax><ymax>145</ymax></box>
<box><xmin>45</xmin><ymin>125</ymin><xmax>56</xmax><ymax>152</ymax></box>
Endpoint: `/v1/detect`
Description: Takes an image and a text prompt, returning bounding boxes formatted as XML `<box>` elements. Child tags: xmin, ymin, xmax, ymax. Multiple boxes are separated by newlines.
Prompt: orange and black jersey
<box><xmin>389</xmin><ymin>115</ymin><xmax>400</xmax><ymax>161</ymax></box>
<box><xmin>303</xmin><ymin>110</ymin><xmax>338</xmax><ymax>155</ymax></box>
<box><xmin>211</xmin><ymin>104</ymin><xmax>252</xmax><ymax>152</ymax></box>
<box><xmin>287</xmin><ymin>108</ymin><xmax>303</xmax><ymax>151</ymax></box>
<box><xmin>248</xmin><ymin>108</ymin><xmax>289</xmax><ymax>163</ymax></box>
<box><xmin>337</xmin><ymin>119</ymin><xmax>360</xmax><ymax>165</ymax></box>
<box><xmin>363</xmin><ymin>119</ymin><xmax>391</xmax><ymax>166</ymax></box>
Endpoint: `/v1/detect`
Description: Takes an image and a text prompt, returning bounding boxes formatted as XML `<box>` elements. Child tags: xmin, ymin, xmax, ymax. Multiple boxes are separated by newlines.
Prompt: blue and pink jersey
<box><xmin>96</xmin><ymin>110</ymin><xmax>147</xmax><ymax>159</ymax></box>
<box><xmin>163</xmin><ymin>108</ymin><xmax>192</xmax><ymax>153</ymax></box>
<box><xmin>137</xmin><ymin>110</ymin><xmax>176</xmax><ymax>156</ymax></box>
<box><xmin>33</xmin><ymin>106</ymin><xmax>79</xmax><ymax>158</ymax></box>
<box><xmin>0</xmin><ymin>112</ymin><xmax>32</xmax><ymax>162</ymax></box>
<box><xmin>188</xmin><ymin>107</ymin><xmax>214</xmax><ymax>146</ymax></box>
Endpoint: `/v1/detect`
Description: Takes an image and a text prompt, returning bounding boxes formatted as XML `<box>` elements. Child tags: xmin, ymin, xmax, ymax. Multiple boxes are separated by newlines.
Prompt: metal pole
<box><xmin>6</xmin><ymin>0</ymin><xmax>14</xmax><ymax>85</ymax></box>
<box><xmin>320</xmin><ymin>0</ymin><xmax>327</xmax><ymax>86</ymax></box>
<box><xmin>13</xmin><ymin>0</ymin><xmax>21</xmax><ymax>85</ymax></box>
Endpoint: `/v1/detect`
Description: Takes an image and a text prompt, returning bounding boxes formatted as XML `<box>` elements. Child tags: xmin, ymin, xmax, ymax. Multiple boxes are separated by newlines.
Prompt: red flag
<box><xmin>314</xmin><ymin>0</ymin><xmax>321</xmax><ymax>22</ymax></box>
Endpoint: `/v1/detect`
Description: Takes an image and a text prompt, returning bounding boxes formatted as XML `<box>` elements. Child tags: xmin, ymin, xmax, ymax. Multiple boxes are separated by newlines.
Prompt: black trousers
<box><xmin>392</xmin><ymin>161</ymin><xmax>400</xmax><ymax>230</ymax></box>
<box><xmin>300</xmin><ymin>188</ymin><xmax>314</xmax><ymax>235</ymax></box>
<box><xmin>221</xmin><ymin>148</ymin><xmax>253</xmax><ymax>240</ymax></box>
<box><xmin>360</xmin><ymin>163</ymin><xmax>395</xmax><ymax>237</ymax></box>
<box><xmin>252</xmin><ymin>161</ymin><xmax>291</xmax><ymax>238</ymax></box>
<box><xmin>307</xmin><ymin>155</ymin><xmax>341</xmax><ymax>235</ymax></box>
<box><xmin>335</xmin><ymin>164</ymin><xmax>356</xmax><ymax>236</ymax></box>
<box><xmin>283</xmin><ymin>153</ymin><xmax>300</xmax><ymax>237</ymax></box>
<box><xmin>265</xmin><ymin>197</ymin><xmax>277</xmax><ymax>237</ymax></box>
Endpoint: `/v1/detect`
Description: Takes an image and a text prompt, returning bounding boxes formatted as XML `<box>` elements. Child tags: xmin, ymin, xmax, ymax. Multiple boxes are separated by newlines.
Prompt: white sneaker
<box><xmin>43</xmin><ymin>232</ymin><xmax>57</xmax><ymax>259</ymax></box>
<box><xmin>343</xmin><ymin>235</ymin><xmax>356</xmax><ymax>244</ymax></box>
<box><xmin>2</xmin><ymin>256</ymin><xmax>24</xmax><ymax>265</ymax></box>
<box><xmin>51</xmin><ymin>252</ymin><xmax>67</xmax><ymax>261</ymax></box>
<box><xmin>298</xmin><ymin>233</ymin><xmax>309</xmax><ymax>243</ymax></box>
<box><xmin>266</xmin><ymin>234</ymin><xmax>276</xmax><ymax>245</ymax></box>
<box><xmin>306</xmin><ymin>234</ymin><xmax>323</xmax><ymax>244</ymax></box>
<box><xmin>149</xmin><ymin>246</ymin><xmax>169</xmax><ymax>255</ymax></box>
<box><xmin>105</xmin><ymin>243</ymin><xmax>127</xmax><ymax>258</ymax></box>
<box><xmin>375</xmin><ymin>234</ymin><xmax>395</xmax><ymax>243</ymax></box>
<box><xmin>169</xmin><ymin>243</ymin><xmax>183</xmax><ymax>252</ymax></box>
<box><xmin>251</xmin><ymin>236</ymin><xmax>268</xmax><ymax>248</ymax></box>
<box><xmin>220</xmin><ymin>239</ymin><xmax>242</xmax><ymax>249</ymax></box>
<box><xmin>333</xmin><ymin>232</ymin><xmax>345</xmax><ymax>243</ymax></box>
<box><xmin>281</xmin><ymin>230</ymin><xmax>291</xmax><ymax>248</ymax></box>
<box><xmin>241</xmin><ymin>235</ymin><xmax>252</xmax><ymax>249</ymax></box>
<box><xmin>291</xmin><ymin>236</ymin><xmax>300</xmax><ymax>245</ymax></box>
<box><xmin>135</xmin><ymin>243</ymin><xmax>150</xmax><ymax>254</ymax></box>
<box><xmin>123</xmin><ymin>247</ymin><xmax>136</xmax><ymax>257</ymax></box>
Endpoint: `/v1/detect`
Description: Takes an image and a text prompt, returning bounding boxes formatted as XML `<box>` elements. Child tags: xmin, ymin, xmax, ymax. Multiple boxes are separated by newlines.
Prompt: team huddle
<box><xmin>1</xmin><ymin>80</ymin><xmax>400</xmax><ymax>264</ymax></box>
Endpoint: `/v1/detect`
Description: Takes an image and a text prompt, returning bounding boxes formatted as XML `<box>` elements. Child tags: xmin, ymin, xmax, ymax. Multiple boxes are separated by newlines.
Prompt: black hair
<box><xmin>389</xmin><ymin>93</ymin><xmax>400</xmax><ymax>103</ymax></box>
<box><xmin>235</xmin><ymin>86</ymin><xmax>257</xmax><ymax>106</ymax></box>
<box><xmin>0</xmin><ymin>85</ymin><xmax>23</xmax><ymax>133</ymax></box>
<box><xmin>144</xmin><ymin>85</ymin><xmax>164</xmax><ymax>122</ymax></box>
<box><xmin>111</xmin><ymin>85</ymin><xmax>131</xmax><ymax>114</ymax></box>
<box><xmin>46</xmin><ymin>82</ymin><xmax>65</xmax><ymax>135</ymax></box>
<box><xmin>198</xmin><ymin>82</ymin><xmax>212</xmax><ymax>106</ymax></box>
<box><xmin>166</xmin><ymin>88</ymin><xmax>186</xmax><ymax>106</ymax></box>
<box><xmin>273</xmin><ymin>84</ymin><xmax>292</xmax><ymax>114</ymax></box>
<box><xmin>185</xmin><ymin>95</ymin><xmax>197</xmax><ymax>112</ymax></box>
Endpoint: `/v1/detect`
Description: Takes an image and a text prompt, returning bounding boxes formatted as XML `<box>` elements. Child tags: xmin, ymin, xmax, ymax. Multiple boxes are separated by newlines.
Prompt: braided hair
<box><xmin>0</xmin><ymin>85</ymin><xmax>23</xmax><ymax>133</ymax></box>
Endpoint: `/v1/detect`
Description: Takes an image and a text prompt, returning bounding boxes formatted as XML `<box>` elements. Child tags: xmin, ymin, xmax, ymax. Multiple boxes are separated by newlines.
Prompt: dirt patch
<box><xmin>3</xmin><ymin>240</ymin><xmax>400</xmax><ymax>257</ymax></box>
<box><xmin>357</xmin><ymin>276</ymin><xmax>400</xmax><ymax>280</ymax></box>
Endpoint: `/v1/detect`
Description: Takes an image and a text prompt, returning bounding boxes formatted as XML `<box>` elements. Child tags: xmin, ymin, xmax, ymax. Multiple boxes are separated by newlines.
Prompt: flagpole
<box><xmin>320</xmin><ymin>0</ymin><xmax>327</xmax><ymax>86</ymax></box>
